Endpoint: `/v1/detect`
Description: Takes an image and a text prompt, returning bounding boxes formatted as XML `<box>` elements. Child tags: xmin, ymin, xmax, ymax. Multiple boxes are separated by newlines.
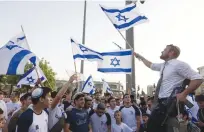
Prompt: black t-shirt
<box><xmin>197</xmin><ymin>108</ymin><xmax>204</xmax><ymax>132</ymax></box>
<box><xmin>65</xmin><ymin>108</ymin><xmax>89</xmax><ymax>132</ymax></box>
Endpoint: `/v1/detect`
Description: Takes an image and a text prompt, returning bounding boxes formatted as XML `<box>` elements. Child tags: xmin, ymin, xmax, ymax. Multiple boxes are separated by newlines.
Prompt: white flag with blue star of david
<box><xmin>97</xmin><ymin>49</ymin><xmax>132</xmax><ymax>74</ymax></box>
<box><xmin>102</xmin><ymin>79</ymin><xmax>113</xmax><ymax>94</ymax></box>
<box><xmin>82</xmin><ymin>75</ymin><xmax>95</xmax><ymax>94</ymax></box>
<box><xmin>10</xmin><ymin>32</ymin><xmax>30</xmax><ymax>50</ymax></box>
<box><xmin>17</xmin><ymin>66</ymin><xmax>47</xmax><ymax>88</ymax></box>
<box><xmin>100</xmin><ymin>3</ymin><xmax>148</xmax><ymax>31</ymax></box>
<box><xmin>0</xmin><ymin>41</ymin><xmax>37</xmax><ymax>75</ymax></box>
<box><xmin>71</xmin><ymin>38</ymin><xmax>103</xmax><ymax>61</ymax></box>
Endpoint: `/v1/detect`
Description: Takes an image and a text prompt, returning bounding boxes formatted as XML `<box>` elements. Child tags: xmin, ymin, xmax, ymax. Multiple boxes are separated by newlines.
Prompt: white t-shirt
<box><xmin>111</xmin><ymin>122</ymin><xmax>133</xmax><ymax>132</ymax></box>
<box><xmin>0</xmin><ymin>100</ymin><xmax>8</xmax><ymax>120</ymax></box>
<box><xmin>6</xmin><ymin>102</ymin><xmax>20</xmax><ymax>120</ymax></box>
<box><xmin>89</xmin><ymin>111</ymin><xmax>111</xmax><ymax>132</ymax></box>
<box><xmin>48</xmin><ymin>104</ymin><xmax>66</xmax><ymax>132</ymax></box>
<box><xmin>119</xmin><ymin>106</ymin><xmax>140</xmax><ymax>131</ymax></box>
<box><xmin>16</xmin><ymin>107</ymin><xmax>48</xmax><ymax>132</ymax></box>
<box><xmin>107</xmin><ymin>106</ymin><xmax>119</xmax><ymax>125</ymax></box>
<box><xmin>93</xmin><ymin>102</ymin><xmax>98</xmax><ymax>110</ymax></box>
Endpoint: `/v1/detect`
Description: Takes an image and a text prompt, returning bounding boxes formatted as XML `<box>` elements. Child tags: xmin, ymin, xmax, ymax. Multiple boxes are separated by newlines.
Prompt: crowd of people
<box><xmin>0</xmin><ymin>76</ymin><xmax>203</xmax><ymax>132</ymax></box>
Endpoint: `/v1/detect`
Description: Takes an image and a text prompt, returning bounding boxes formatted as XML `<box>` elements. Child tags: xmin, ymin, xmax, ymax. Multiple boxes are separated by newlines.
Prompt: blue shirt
<box><xmin>66</xmin><ymin>108</ymin><xmax>89</xmax><ymax>132</ymax></box>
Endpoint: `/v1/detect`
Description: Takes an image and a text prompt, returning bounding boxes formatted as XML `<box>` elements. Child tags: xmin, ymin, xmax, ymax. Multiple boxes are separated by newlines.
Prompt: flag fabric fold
<box><xmin>10</xmin><ymin>32</ymin><xmax>30</xmax><ymax>50</ymax></box>
<box><xmin>97</xmin><ymin>49</ymin><xmax>132</xmax><ymax>74</ymax></box>
<box><xmin>82</xmin><ymin>75</ymin><xmax>95</xmax><ymax>95</ymax></box>
<box><xmin>71</xmin><ymin>38</ymin><xmax>103</xmax><ymax>61</ymax></box>
<box><xmin>0</xmin><ymin>41</ymin><xmax>37</xmax><ymax>75</ymax></box>
<box><xmin>100</xmin><ymin>3</ymin><xmax>148</xmax><ymax>31</ymax></box>
<box><xmin>102</xmin><ymin>79</ymin><xmax>113</xmax><ymax>94</ymax></box>
<box><xmin>17</xmin><ymin>66</ymin><xmax>47</xmax><ymax>88</ymax></box>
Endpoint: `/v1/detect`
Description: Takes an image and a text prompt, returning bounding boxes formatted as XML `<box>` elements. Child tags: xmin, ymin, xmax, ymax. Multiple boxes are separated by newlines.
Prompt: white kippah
<box><xmin>32</xmin><ymin>88</ymin><xmax>43</xmax><ymax>98</ymax></box>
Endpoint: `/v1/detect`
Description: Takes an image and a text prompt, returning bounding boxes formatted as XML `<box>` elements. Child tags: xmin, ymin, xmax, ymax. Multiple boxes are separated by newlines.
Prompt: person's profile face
<box><xmin>0</xmin><ymin>114</ymin><xmax>5</xmax><ymax>128</ymax></box>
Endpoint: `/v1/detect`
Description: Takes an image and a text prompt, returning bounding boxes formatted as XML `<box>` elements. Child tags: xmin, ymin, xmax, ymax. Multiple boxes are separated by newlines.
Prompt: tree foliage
<box><xmin>0</xmin><ymin>58</ymin><xmax>56</xmax><ymax>90</ymax></box>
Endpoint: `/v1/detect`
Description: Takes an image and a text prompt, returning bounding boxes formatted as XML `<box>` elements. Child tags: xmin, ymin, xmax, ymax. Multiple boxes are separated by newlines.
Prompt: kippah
<box><xmin>32</xmin><ymin>88</ymin><xmax>43</xmax><ymax>98</ymax></box>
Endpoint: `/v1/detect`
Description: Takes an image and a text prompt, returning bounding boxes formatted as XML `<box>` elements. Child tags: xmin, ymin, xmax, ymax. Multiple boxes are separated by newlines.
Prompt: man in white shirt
<box><xmin>93</xmin><ymin>92</ymin><xmax>101</xmax><ymax>110</ymax></box>
<box><xmin>107</xmin><ymin>97</ymin><xmax>119</xmax><ymax>125</ymax></box>
<box><xmin>89</xmin><ymin>103</ymin><xmax>111</xmax><ymax>132</ymax></box>
<box><xmin>16</xmin><ymin>87</ymin><xmax>51</xmax><ymax>132</ymax></box>
<box><xmin>6</xmin><ymin>92</ymin><xmax>21</xmax><ymax>121</ymax></box>
<box><xmin>135</xmin><ymin>44</ymin><xmax>203</xmax><ymax>132</ymax></box>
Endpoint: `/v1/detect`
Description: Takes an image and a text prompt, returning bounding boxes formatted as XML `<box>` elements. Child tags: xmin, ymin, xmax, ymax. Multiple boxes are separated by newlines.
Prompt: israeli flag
<box><xmin>0</xmin><ymin>41</ymin><xmax>37</xmax><ymax>75</ymax></box>
<box><xmin>186</xmin><ymin>94</ymin><xmax>199</xmax><ymax>121</ymax></box>
<box><xmin>102</xmin><ymin>79</ymin><xmax>113</xmax><ymax>94</ymax></box>
<box><xmin>10</xmin><ymin>32</ymin><xmax>30</xmax><ymax>50</ymax></box>
<box><xmin>97</xmin><ymin>49</ymin><xmax>132</xmax><ymax>74</ymax></box>
<box><xmin>71</xmin><ymin>38</ymin><xmax>103</xmax><ymax>61</ymax></box>
<box><xmin>100</xmin><ymin>3</ymin><xmax>148</xmax><ymax>31</ymax></box>
<box><xmin>17</xmin><ymin>66</ymin><xmax>47</xmax><ymax>88</ymax></box>
<box><xmin>82</xmin><ymin>75</ymin><xmax>95</xmax><ymax>94</ymax></box>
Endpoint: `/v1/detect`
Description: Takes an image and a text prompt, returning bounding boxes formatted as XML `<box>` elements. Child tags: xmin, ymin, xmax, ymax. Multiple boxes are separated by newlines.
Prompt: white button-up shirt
<box><xmin>151</xmin><ymin>59</ymin><xmax>203</xmax><ymax>98</ymax></box>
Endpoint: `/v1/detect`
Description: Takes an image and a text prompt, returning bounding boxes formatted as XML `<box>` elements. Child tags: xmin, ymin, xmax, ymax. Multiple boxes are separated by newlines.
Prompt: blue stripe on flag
<box><xmin>81</xmin><ymin>75</ymin><xmax>92</xmax><ymax>92</ymax></box>
<box><xmin>19</xmin><ymin>67</ymin><xmax>35</xmax><ymax>80</ymax></box>
<box><xmin>7</xmin><ymin>50</ymin><xmax>32</xmax><ymax>75</ymax></box>
<box><xmin>73</xmin><ymin>54</ymin><xmax>103</xmax><ymax>60</ymax></box>
<box><xmin>78</xmin><ymin>44</ymin><xmax>101</xmax><ymax>55</ymax></box>
<box><xmin>101</xmin><ymin>50</ymin><xmax>132</xmax><ymax>56</ymax></box>
<box><xmin>101</xmin><ymin>4</ymin><xmax>136</xmax><ymax>13</ymax></box>
<box><xmin>98</xmin><ymin>68</ymin><xmax>131</xmax><ymax>73</ymax></box>
<box><xmin>29</xmin><ymin>56</ymin><xmax>37</xmax><ymax>66</ymax></box>
<box><xmin>114</xmin><ymin>16</ymin><xmax>148</xmax><ymax>30</ymax></box>
<box><xmin>90</xmin><ymin>89</ymin><xmax>95</xmax><ymax>95</ymax></box>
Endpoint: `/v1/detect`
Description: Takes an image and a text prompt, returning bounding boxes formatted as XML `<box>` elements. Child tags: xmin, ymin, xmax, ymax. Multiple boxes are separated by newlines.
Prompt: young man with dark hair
<box><xmin>93</xmin><ymin>92</ymin><xmax>101</xmax><ymax>109</ymax></box>
<box><xmin>119</xmin><ymin>94</ymin><xmax>141</xmax><ymax>132</ymax></box>
<box><xmin>107</xmin><ymin>96</ymin><xmax>119</xmax><ymax>125</ymax></box>
<box><xmin>16</xmin><ymin>87</ymin><xmax>51</xmax><ymax>132</ymax></box>
<box><xmin>89</xmin><ymin>103</ymin><xmax>111</xmax><ymax>132</ymax></box>
<box><xmin>8</xmin><ymin>93</ymin><xmax>31</xmax><ymax>132</ymax></box>
<box><xmin>64</xmin><ymin>92</ymin><xmax>91</xmax><ymax>132</ymax></box>
<box><xmin>48</xmin><ymin>74</ymin><xmax>77</xmax><ymax>132</ymax></box>
<box><xmin>7</xmin><ymin>92</ymin><xmax>21</xmax><ymax>121</ymax></box>
<box><xmin>84</xmin><ymin>96</ymin><xmax>93</xmax><ymax>114</ymax></box>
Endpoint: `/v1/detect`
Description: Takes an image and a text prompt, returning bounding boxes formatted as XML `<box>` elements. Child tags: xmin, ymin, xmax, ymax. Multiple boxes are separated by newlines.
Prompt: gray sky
<box><xmin>0</xmin><ymin>0</ymin><xmax>204</xmax><ymax>92</ymax></box>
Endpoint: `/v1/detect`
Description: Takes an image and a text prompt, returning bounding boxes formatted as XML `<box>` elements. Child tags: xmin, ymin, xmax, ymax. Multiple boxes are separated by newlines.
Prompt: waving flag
<box><xmin>71</xmin><ymin>38</ymin><xmax>103</xmax><ymax>61</ymax></box>
<box><xmin>102</xmin><ymin>79</ymin><xmax>113</xmax><ymax>94</ymax></box>
<box><xmin>97</xmin><ymin>49</ymin><xmax>132</xmax><ymax>74</ymax></box>
<box><xmin>100</xmin><ymin>3</ymin><xmax>148</xmax><ymax>31</ymax></box>
<box><xmin>17</xmin><ymin>66</ymin><xmax>47</xmax><ymax>88</ymax></box>
<box><xmin>10</xmin><ymin>32</ymin><xmax>30</xmax><ymax>50</ymax></box>
<box><xmin>0</xmin><ymin>41</ymin><xmax>37</xmax><ymax>75</ymax></box>
<box><xmin>82</xmin><ymin>75</ymin><xmax>95</xmax><ymax>94</ymax></box>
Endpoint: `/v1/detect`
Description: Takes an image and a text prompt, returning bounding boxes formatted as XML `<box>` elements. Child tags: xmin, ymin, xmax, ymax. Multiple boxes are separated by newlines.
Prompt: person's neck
<box><xmin>33</xmin><ymin>104</ymin><xmax>43</xmax><ymax>114</ymax></box>
<box><xmin>116</xmin><ymin>120</ymin><xmax>121</xmax><ymax>125</ymax></box>
<box><xmin>95</xmin><ymin>100</ymin><xmax>100</xmax><ymax>104</ymax></box>
<box><xmin>110</xmin><ymin>106</ymin><xmax>115</xmax><ymax>110</ymax></box>
<box><xmin>165</xmin><ymin>57</ymin><xmax>175</xmax><ymax>62</ymax></box>
<box><xmin>124</xmin><ymin>102</ymin><xmax>131</xmax><ymax>107</ymax></box>
<box><xmin>75</xmin><ymin>106</ymin><xmax>82</xmax><ymax>110</ymax></box>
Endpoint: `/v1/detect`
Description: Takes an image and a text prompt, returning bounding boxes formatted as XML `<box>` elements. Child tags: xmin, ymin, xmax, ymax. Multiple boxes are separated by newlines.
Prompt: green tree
<box><xmin>0</xmin><ymin>58</ymin><xmax>56</xmax><ymax>90</ymax></box>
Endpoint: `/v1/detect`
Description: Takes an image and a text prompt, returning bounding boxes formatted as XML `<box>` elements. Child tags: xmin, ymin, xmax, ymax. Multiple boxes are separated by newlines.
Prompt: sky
<box><xmin>0</xmin><ymin>0</ymin><xmax>204</xmax><ymax>93</ymax></box>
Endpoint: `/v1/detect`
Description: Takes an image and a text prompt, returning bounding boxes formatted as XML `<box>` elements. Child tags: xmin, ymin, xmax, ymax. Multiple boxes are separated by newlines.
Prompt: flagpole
<box><xmin>21</xmin><ymin>25</ymin><xmax>44</xmax><ymax>87</ymax></box>
<box><xmin>112</xmin><ymin>42</ymin><xmax>123</xmax><ymax>50</ymax></box>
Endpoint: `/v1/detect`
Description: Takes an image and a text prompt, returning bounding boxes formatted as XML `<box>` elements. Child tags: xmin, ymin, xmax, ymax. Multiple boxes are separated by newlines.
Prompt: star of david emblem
<box><xmin>116</xmin><ymin>13</ymin><xmax>129</xmax><ymax>22</ymax></box>
<box><xmin>110</xmin><ymin>57</ymin><xmax>120</xmax><ymax>67</ymax></box>
<box><xmin>27</xmin><ymin>76</ymin><xmax>35</xmax><ymax>83</ymax></box>
<box><xmin>6</xmin><ymin>41</ymin><xmax>21</xmax><ymax>50</ymax></box>
<box><xmin>88</xmin><ymin>82</ymin><xmax>92</xmax><ymax>87</ymax></box>
<box><xmin>79</xmin><ymin>45</ymin><xmax>88</xmax><ymax>52</ymax></box>
<box><xmin>17</xmin><ymin>36</ymin><xmax>26</xmax><ymax>42</ymax></box>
